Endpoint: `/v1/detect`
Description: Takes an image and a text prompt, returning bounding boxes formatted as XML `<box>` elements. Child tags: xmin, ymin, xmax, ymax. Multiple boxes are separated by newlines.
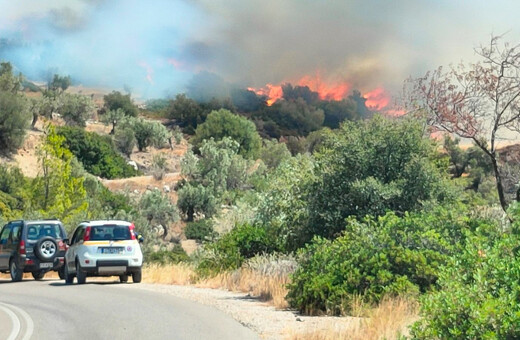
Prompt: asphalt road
<box><xmin>0</xmin><ymin>278</ymin><xmax>260</xmax><ymax>340</ymax></box>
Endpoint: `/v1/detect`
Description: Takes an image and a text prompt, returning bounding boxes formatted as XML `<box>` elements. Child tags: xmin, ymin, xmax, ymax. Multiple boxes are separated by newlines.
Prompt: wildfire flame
<box><xmin>364</xmin><ymin>87</ymin><xmax>390</xmax><ymax>111</ymax></box>
<box><xmin>249</xmin><ymin>74</ymin><xmax>391</xmax><ymax>112</ymax></box>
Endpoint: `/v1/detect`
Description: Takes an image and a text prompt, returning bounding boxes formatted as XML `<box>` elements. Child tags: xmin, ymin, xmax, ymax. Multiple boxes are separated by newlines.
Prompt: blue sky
<box><xmin>1</xmin><ymin>0</ymin><xmax>520</xmax><ymax>100</ymax></box>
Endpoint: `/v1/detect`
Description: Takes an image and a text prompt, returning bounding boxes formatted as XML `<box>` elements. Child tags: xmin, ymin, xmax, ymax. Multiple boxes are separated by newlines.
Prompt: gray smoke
<box><xmin>1</xmin><ymin>0</ymin><xmax>519</xmax><ymax>99</ymax></box>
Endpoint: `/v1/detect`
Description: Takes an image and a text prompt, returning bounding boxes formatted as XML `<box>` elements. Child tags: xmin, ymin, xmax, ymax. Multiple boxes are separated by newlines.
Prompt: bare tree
<box><xmin>405</xmin><ymin>35</ymin><xmax>520</xmax><ymax>216</ymax></box>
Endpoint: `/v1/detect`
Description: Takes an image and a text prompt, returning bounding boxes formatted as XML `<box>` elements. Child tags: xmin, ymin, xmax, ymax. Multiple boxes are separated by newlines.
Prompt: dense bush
<box><xmin>190</xmin><ymin>109</ymin><xmax>262</xmax><ymax>159</ymax></box>
<box><xmin>103</xmin><ymin>91</ymin><xmax>138</xmax><ymax>117</ymax></box>
<box><xmin>195</xmin><ymin>223</ymin><xmax>278</xmax><ymax>277</ymax></box>
<box><xmin>410</xmin><ymin>226</ymin><xmax>520</xmax><ymax>338</ymax></box>
<box><xmin>0</xmin><ymin>91</ymin><xmax>30</xmax><ymax>155</ymax></box>
<box><xmin>57</xmin><ymin>126</ymin><xmax>139</xmax><ymax>179</ymax></box>
<box><xmin>307</xmin><ymin>115</ymin><xmax>454</xmax><ymax>241</ymax></box>
<box><xmin>287</xmin><ymin>208</ymin><xmax>474</xmax><ymax>316</ymax></box>
<box><xmin>185</xmin><ymin>219</ymin><xmax>216</xmax><ymax>242</ymax></box>
<box><xmin>177</xmin><ymin>183</ymin><xmax>217</xmax><ymax>222</ymax></box>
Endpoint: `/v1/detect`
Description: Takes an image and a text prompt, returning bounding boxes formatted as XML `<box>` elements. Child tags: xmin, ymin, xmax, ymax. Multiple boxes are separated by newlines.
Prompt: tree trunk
<box><xmin>491</xmin><ymin>156</ymin><xmax>509</xmax><ymax>216</ymax></box>
<box><xmin>31</xmin><ymin>113</ymin><xmax>38</xmax><ymax>130</ymax></box>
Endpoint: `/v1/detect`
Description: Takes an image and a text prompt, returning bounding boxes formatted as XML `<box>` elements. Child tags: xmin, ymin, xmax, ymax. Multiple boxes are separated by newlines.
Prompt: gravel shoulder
<box><xmin>119</xmin><ymin>283</ymin><xmax>359</xmax><ymax>340</ymax></box>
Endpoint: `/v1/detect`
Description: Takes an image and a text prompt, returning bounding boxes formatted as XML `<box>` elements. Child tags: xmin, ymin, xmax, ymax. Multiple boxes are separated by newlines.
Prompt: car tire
<box><xmin>132</xmin><ymin>269</ymin><xmax>142</xmax><ymax>283</ymax></box>
<box><xmin>58</xmin><ymin>266</ymin><xmax>65</xmax><ymax>280</ymax></box>
<box><xmin>119</xmin><ymin>274</ymin><xmax>128</xmax><ymax>283</ymax></box>
<box><xmin>64</xmin><ymin>261</ymin><xmax>74</xmax><ymax>284</ymax></box>
<box><xmin>34</xmin><ymin>237</ymin><xmax>58</xmax><ymax>262</ymax></box>
<box><xmin>32</xmin><ymin>271</ymin><xmax>45</xmax><ymax>280</ymax></box>
<box><xmin>76</xmin><ymin>261</ymin><xmax>86</xmax><ymax>285</ymax></box>
<box><xmin>10</xmin><ymin>259</ymin><xmax>23</xmax><ymax>282</ymax></box>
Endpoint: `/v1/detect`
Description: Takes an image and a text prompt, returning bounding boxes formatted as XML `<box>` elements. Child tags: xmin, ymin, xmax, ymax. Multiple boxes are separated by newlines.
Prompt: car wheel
<box><xmin>132</xmin><ymin>269</ymin><xmax>142</xmax><ymax>283</ymax></box>
<box><xmin>76</xmin><ymin>261</ymin><xmax>86</xmax><ymax>284</ymax></box>
<box><xmin>64</xmin><ymin>261</ymin><xmax>74</xmax><ymax>284</ymax></box>
<box><xmin>31</xmin><ymin>271</ymin><xmax>45</xmax><ymax>280</ymax></box>
<box><xmin>119</xmin><ymin>274</ymin><xmax>128</xmax><ymax>283</ymax></box>
<box><xmin>34</xmin><ymin>237</ymin><xmax>58</xmax><ymax>262</ymax></box>
<box><xmin>10</xmin><ymin>259</ymin><xmax>23</xmax><ymax>282</ymax></box>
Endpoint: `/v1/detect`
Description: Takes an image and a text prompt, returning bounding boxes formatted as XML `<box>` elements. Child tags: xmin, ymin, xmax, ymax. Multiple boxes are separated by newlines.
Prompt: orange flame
<box><xmin>364</xmin><ymin>87</ymin><xmax>390</xmax><ymax>111</ymax></box>
<box><xmin>297</xmin><ymin>75</ymin><xmax>350</xmax><ymax>101</ymax></box>
<box><xmin>249</xmin><ymin>74</ymin><xmax>392</xmax><ymax>111</ymax></box>
<box><xmin>248</xmin><ymin>84</ymin><xmax>283</xmax><ymax>106</ymax></box>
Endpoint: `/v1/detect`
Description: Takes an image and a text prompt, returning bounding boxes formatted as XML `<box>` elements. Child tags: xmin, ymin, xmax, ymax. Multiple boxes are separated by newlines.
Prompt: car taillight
<box><xmin>19</xmin><ymin>240</ymin><xmax>26</xmax><ymax>255</ymax></box>
<box><xmin>84</xmin><ymin>226</ymin><xmax>91</xmax><ymax>241</ymax></box>
<box><xmin>58</xmin><ymin>240</ymin><xmax>66</xmax><ymax>251</ymax></box>
<box><xmin>129</xmin><ymin>223</ymin><xmax>136</xmax><ymax>240</ymax></box>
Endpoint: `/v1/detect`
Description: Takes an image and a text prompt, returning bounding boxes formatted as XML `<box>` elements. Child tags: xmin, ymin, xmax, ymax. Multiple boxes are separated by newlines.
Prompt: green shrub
<box><xmin>57</xmin><ymin>126</ymin><xmax>139</xmax><ymax>179</ymax></box>
<box><xmin>287</xmin><ymin>208</ymin><xmax>474</xmax><ymax>316</ymax></box>
<box><xmin>191</xmin><ymin>109</ymin><xmax>261</xmax><ymax>159</ymax></box>
<box><xmin>185</xmin><ymin>219</ymin><xmax>216</xmax><ymax>242</ymax></box>
<box><xmin>195</xmin><ymin>223</ymin><xmax>278</xmax><ymax>277</ymax></box>
<box><xmin>146</xmin><ymin>246</ymin><xmax>189</xmax><ymax>264</ymax></box>
<box><xmin>410</xmin><ymin>230</ymin><xmax>520</xmax><ymax>339</ymax></box>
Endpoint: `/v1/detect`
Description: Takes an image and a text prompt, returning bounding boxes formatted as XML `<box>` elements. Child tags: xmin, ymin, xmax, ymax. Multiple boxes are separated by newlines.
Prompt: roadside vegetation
<box><xmin>3</xmin><ymin>35</ymin><xmax>520</xmax><ymax>338</ymax></box>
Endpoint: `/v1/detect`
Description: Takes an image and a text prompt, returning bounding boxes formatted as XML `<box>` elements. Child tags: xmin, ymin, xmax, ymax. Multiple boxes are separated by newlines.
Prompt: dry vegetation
<box><xmin>141</xmin><ymin>263</ymin><xmax>418</xmax><ymax>339</ymax></box>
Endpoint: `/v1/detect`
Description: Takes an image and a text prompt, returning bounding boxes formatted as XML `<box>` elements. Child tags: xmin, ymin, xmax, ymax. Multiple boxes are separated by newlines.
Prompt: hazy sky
<box><xmin>1</xmin><ymin>0</ymin><xmax>520</xmax><ymax>100</ymax></box>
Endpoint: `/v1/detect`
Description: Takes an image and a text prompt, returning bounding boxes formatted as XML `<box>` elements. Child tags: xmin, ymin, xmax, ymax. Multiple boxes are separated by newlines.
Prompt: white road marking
<box><xmin>0</xmin><ymin>303</ymin><xmax>21</xmax><ymax>340</ymax></box>
<box><xmin>0</xmin><ymin>302</ymin><xmax>34</xmax><ymax>340</ymax></box>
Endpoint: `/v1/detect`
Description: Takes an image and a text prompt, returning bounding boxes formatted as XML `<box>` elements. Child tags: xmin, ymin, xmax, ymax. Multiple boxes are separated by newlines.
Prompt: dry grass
<box><xmin>142</xmin><ymin>263</ymin><xmax>196</xmax><ymax>285</ymax></box>
<box><xmin>287</xmin><ymin>297</ymin><xmax>418</xmax><ymax>340</ymax></box>
<box><xmin>141</xmin><ymin>263</ymin><xmax>290</xmax><ymax>309</ymax></box>
<box><xmin>198</xmin><ymin>268</ymin><xmax>290</xmax><ymax>309</ymax></box>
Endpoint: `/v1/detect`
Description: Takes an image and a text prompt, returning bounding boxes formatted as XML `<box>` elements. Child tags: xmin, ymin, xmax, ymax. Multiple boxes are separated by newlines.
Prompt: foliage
<box><xmin>255</xmin><ymin>154</ymin><xmax>316</xmax><ymax>251</ymax></box>
<box><xmin>151</xmin><ymin>153</ymin><xmax>167</xmax><ymax>180</ymax></box>
<box><xmin>0</xmin><ymin>62</ymin><xmax>23</xmax><ymax>93</ymax></box>
<box><xmin>191</xmin><ymin>109</ymin><xmax>262</xmax><ymax>159</ymax></box>
<box><xmin>30</xmin><ymin>126</ymin><xmax>88</xmax><ymax>225</ymax></box>
<box><xmin>146</xmin><ymin>246</ymin><xmax>190</xmax><ymax>264</ymax></box>
<box><xmin>100</xmin><ymin>108</ymin><xmax>125</xmax><ymax>135</ymax></box>
<box><xmin>178</xmin><ymin>138</ymin><xmax>254</xmax><ymax>220</ymax></box>
<box><xmin>259</xmin><ymin>139</ymin><xmax>292</xmax><ymax>169</ymax></box>
<box><xmin>113</xmin><ymin>126</ymin><xmax>136</xmax><ymax>157</ymax></box>
<box><xmin>47</xmin><ymin>74</ymin><xmax>71</xmax><ymax>93</ymax></box>
<box><xmin>410</xmin><ymin>217</ymin><xmax>520</xmax><ymax>338</ymax></box>
<box><xmin>195</xmin><ymin>223</ymin><xmax>278</xmax><ymax>277</ymax></box>
<box><xmin>177</xmin><ymin>182</ymin><xmax>217</xmax><ymax>222</ymax></box>
<box><xmin>0</xmin><ymin>90</ymin><xmax>30</xmax><ymax>155</ymax></box>
<box><xmin>59</xmin><ymin>93</ymin><xmax>95</xmax><ymax>127</ymax></box>
<box><xmin>306</xmin><ymin>115</ymin><xmax>453</xmax><ymax>241</ymax></box>
<box><xmin>138</xmin><ymin>189</ymin><xmax>179</xmax><ymax>239</ymax></box>
<box><xmin>405</xmin><ymin>35</ymin><xmax>520</xmax><ymax>214</ymax></box>
<box><xmin>287</xmin><ymin>207</ymin><xmax>476</xmax><ymax>316</ymax></box>
<box><xmin>120</xmin><ymin>117</ymin><xmax>169</xmax><ymax>152</ymax></box>
<box><xmin>184</xmin><ymin>219</ymin><xmax>216</xmax><ymax>242</ymax></box>
<box><xmin>57</xmin><ymin>126</ymin><xmax>139</xmax><ymax>179</ymax></box>
<box><xmin>103</xmin><ymin>91</ymin><xmax>138</xmax><ymax>117</ymax></box>
<box><xmin>262</xmin><ymin>98</ymin><xmax>324</xmax><ymax>136</ymax></box>
<box><xmin>166</xmin><ymin>93</ymin><xmax>206</xmax><ymax>134</ymax></box>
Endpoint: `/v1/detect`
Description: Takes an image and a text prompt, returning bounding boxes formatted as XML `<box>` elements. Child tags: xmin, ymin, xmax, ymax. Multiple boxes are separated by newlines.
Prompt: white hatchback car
<box><xmin>63</xmin><ymin>220</ymin><xmax>143</xmax><ymax>284</ymax></box>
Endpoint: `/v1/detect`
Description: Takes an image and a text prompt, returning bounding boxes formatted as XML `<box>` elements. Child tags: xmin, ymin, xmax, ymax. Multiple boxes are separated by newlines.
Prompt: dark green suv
<box><xmin>0</xmin><ymin>220</ymin><xmax>68</xmax><ymax>282</ymax></box>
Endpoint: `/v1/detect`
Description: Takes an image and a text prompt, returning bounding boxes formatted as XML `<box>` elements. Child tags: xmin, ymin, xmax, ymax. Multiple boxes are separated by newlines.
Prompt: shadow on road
<box><xmin>48</xmin><ymin>280</ymin><xmax>129</xmax><ymax>287</ymax></box>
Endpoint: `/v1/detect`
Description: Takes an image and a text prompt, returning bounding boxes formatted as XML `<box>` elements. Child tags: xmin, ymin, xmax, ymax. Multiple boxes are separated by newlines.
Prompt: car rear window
<box><xmin>90</xmin><ymin>225</ymin><xmax>131</xmax><ymax>241</ymax></box>
<box><xmin>27</xmin><ymin>224</ymin><xmax>64</xmax><ymax>240</ymax></box>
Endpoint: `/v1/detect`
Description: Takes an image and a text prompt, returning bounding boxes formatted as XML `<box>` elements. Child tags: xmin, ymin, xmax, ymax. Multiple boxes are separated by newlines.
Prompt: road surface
<box><xmin>0</xmin><ymin>278</ymin><xmax>260</xmax><ymax>340</ymax></box>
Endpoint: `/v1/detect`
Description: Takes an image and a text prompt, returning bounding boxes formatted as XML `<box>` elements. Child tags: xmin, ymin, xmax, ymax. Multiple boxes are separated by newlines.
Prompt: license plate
<box><xmin>40</xmin><ymin>262</ymin><xmax>53</xmax><ymax>269</ymax></box>
<box><xmin>100</xmin><ymin>247</ymin><xmax>123</xmax><ymax>254</ymax></box>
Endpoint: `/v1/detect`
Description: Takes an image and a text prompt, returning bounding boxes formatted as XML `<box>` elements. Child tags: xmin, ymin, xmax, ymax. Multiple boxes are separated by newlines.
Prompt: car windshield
<box><xmin>27</xmin><ymin>224</ymin><xmax>63</xmax><ymax>241</ymax></box>
<box><xmin>90</xmin><ymin>225</ymin><xmax>131</xmax><ymax>241</ymax></box>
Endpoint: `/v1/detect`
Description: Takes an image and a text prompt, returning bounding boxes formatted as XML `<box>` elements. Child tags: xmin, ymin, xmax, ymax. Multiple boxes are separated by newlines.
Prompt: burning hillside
<box><xmin>248</xmin><ymin>73</ymin><xmax>391</xmax><ymax>111</ymax></box>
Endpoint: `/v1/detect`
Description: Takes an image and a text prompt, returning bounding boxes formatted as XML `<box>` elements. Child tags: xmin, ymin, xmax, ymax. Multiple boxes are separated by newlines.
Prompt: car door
<box><xmin>0</xmin><ymin>224</ymin><xmax>11</xmax><ymax>270</ymax></box>
<box><xmin>66</xmin><ymin>227</ymin><xmax>84</xmax><ymax>270</ymax></box>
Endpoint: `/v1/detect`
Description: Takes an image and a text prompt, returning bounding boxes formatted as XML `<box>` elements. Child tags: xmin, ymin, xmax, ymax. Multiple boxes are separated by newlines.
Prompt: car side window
<box><xmin>0</xmin><ymin>225</ymin><xmax>11</xmax><ymax>245</ymax></box>
<box><xmin>75</xmin><ymin>228</ymin><xmax>85</xmax><ymax>243</ymax></box>
<box><xmin>10</xmin><ymin>225</ymin><xmax>21</xmax><ymax>243</ymax></box>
